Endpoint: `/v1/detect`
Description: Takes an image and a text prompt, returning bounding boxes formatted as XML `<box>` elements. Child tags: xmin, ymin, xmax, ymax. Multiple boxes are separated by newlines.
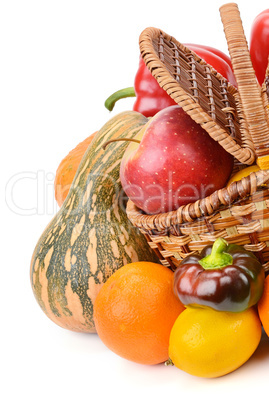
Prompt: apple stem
<box><xmin>102</xmin><ymin>138</ymin><xmax>141</xmax><ymax>150</ymax></box>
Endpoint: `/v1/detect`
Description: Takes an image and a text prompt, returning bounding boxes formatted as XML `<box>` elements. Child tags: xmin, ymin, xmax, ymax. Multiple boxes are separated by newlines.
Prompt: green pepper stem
<box><xmin>104</xmin><ymin>87</ymin><xmax>136</xmax><ymax>111</ymax></box>
<box><xmin>199</xmin><ymin>238</ymin><xmax>233</xmax><ymax>270</ymax></box>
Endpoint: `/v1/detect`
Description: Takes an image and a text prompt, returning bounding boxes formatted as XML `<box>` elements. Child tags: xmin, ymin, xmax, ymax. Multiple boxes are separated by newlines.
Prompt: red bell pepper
<box><xmin>132</xmin><ymin>56</ymin><xmax>177</xmax><ymax>117</ymax></box>
<box><xmin>105</xmin><ymin>43</ymin><xmax>236</xmax><ymax>117</ymax></box>
<box><xmin>184</xmin><ymin>43</ymin><xmax>233</xmax><ymax>70</ymax></box>
<box><xmin>250</xmin><ymin>9</ymin><xmax>269</xmax><ymax>86</ymax></box>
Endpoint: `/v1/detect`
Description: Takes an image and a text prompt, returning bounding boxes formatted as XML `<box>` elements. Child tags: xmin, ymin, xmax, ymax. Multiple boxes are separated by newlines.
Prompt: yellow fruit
<box><xmin>227</xmin><ymin>165</ymin><xmax>260</xmax><ymax>185</ymax></box>
<box><xmin>168</xmin><ymin>307</ymin><xmax>261</xmax><ymax>378</ymax></box>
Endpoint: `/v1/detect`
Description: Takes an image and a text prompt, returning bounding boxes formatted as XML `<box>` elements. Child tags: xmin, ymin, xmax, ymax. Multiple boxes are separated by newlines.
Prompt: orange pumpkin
<box><xmin>54</xmin><ymin>132</ymin><xmax>97</xmax><ymax>206</ymax></box>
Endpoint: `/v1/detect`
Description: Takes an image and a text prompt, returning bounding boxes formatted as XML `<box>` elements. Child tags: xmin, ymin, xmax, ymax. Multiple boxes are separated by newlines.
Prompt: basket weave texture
<box><xmin>126</xmin><ymin>3</ymin><xmax>269</xmax><ymax>273</ymax></box>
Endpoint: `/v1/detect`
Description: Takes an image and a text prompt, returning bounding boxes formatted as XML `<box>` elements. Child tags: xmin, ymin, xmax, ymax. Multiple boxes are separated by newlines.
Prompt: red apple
<box><xmin>120</xmin><ymin>105</ymin><xmax>234</xmax><ymax>214</ymax></box>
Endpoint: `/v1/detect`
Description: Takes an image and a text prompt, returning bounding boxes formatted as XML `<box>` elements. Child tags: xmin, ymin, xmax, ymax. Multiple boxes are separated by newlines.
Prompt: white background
<box><xmin>2</xmin><ymin>1</ymin><xmax>269</xmax><ymax>401</ymax></box>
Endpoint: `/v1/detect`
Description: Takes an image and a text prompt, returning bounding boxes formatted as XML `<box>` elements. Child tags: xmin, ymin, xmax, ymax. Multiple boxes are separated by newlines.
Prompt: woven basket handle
<box><xmin>220</xmin><ymin>3</ymin><xmax>269</xmax><ymax>169</ymax></box>
<box><xmin>138</xmin><ymin>5</ymin><xmax>269</xmax><ymax>167</ymax></box>
<box><xmin>139</xmin><ymin>27</ymin><xmax>256</xmax><ymax>165</ymax></box>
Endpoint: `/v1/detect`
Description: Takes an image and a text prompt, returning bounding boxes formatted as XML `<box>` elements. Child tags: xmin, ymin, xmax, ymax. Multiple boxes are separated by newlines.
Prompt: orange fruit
<box><xmin>168</xmin><ymin>306</ymin><xmax>262</xmax><ymax>378</ymax></box>
<box><xmin>93</xmin><ymin>261</ymin><xmax>185</xmax><ymax>365</ymax></box>
<box><xmin>54</xmin><ymin>131</ymin><xmax>97</xmax><ymax>206</ymax></box>
<box><xmin>258</xmin><ymin>275</ymin><xmax>269</xmax><ymax>337</ymax></box>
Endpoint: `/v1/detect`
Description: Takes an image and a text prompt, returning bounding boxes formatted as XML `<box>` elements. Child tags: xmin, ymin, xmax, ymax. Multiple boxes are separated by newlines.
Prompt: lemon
<box><xmin>227</xmin><ymin>165</ymin><xmax>260</xmax><ymax>185</ymax></box>
<box><xmin>168</xmin><ymin>307</ymin><xmax>261</xmax><ymax>378</ymax></box>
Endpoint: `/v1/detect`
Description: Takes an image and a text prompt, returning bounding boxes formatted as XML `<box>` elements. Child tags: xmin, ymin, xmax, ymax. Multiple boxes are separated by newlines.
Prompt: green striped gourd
<box><xmin>30</xmin><ymin>111</ymin><xmax>160</xmax><ymax>333</ymax></box>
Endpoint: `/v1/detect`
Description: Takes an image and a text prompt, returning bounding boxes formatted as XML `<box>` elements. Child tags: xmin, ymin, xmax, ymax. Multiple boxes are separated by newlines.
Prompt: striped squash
<box><xmin>30</xmin><ymin>111</ymin><xmax>160</xmax><ymax>333</ymax></box>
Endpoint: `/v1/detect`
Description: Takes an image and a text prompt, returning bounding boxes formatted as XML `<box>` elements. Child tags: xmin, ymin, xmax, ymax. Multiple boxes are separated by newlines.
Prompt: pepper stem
<box><xmin>104</xmin><ymin>87</ymin><xmax>136</xmax><ymax>111</ymax></box>
<box><xmin>199</xmin><ymin>238</ymin><xmax>233</xmax><ymax>270</ymax></box>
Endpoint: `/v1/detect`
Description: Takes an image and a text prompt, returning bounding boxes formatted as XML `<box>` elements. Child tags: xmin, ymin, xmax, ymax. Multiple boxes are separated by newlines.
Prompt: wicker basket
<box><xmin>126</xmin><ymin>3</ymin><xmax>269</xmax><ymax>273</ymax></box>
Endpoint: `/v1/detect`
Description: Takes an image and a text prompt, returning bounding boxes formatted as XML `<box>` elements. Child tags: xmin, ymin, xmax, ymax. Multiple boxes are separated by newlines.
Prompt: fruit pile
<box><xmin>30</xmin><ymin>4</ymin><xmax>269</xmax><ymax>379</ymax></box>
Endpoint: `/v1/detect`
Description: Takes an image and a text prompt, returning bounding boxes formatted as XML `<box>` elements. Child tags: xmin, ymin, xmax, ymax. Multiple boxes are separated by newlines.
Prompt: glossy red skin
<box><xmin>133</xmin><ymin>57</ymin><xmax>177</xmax><ymax>117</ymax></box>
<box><xmin>184</xmin><ymin>45</ymin><xmax>237</xmax><ymax>87</ymax></box>
<box><xmin>120</xmin><ymin>105</ymin><xmax>234</xmax><ymax>215</ymax></box>
<box><xmin>184</xmin><ymin>43</ymin><xmax>233</xmax><ymax>69</ymax></box>
<box><xmin>250</xmin><ymin>9</ymin><xmax>269</xmax><ymax>85</ymax></box>
<box><xmin>173</xmin><ymin>244</ymin><xmax>265</xmax><ymax>312</ymax></box>
<box><xmin>133</xmin><ymin>44</ymin><xmax>236</xmax><ymax>117</ymax></box>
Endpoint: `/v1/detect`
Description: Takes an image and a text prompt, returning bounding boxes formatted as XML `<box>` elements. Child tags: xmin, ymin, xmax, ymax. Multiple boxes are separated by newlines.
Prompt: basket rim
<box><xmin>126</xmin><ymin>170</ymin><xmax>269</xmax><ymax>230</ymax></box>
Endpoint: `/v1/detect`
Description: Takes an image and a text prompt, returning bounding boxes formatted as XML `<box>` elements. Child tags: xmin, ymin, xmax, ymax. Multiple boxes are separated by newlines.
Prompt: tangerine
<box><xmin>93</xmin><ymin>261</ymin><xmax>185</xmax><ymax>365</ymax></box>
<box><xmin>54</xmin><ymin>131</ymin><xmax>97</xmax><ymax>206</ymax></box>
<box><xmin>168</xmin><ymin>306</ymin><xmax>261</xmax><ymax>378</ymax></box>
<box><xmin>258</xmin><ymin>275</ymin><xmax>269</xmax><ymax>337</ymax></box>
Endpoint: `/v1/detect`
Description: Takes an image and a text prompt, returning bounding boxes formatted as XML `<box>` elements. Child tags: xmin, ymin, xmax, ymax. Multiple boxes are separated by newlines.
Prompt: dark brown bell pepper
<box><xmin>173</xmin><ymin>238</ymin><xmax>265</xmax><ymax>312</ymax></box>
